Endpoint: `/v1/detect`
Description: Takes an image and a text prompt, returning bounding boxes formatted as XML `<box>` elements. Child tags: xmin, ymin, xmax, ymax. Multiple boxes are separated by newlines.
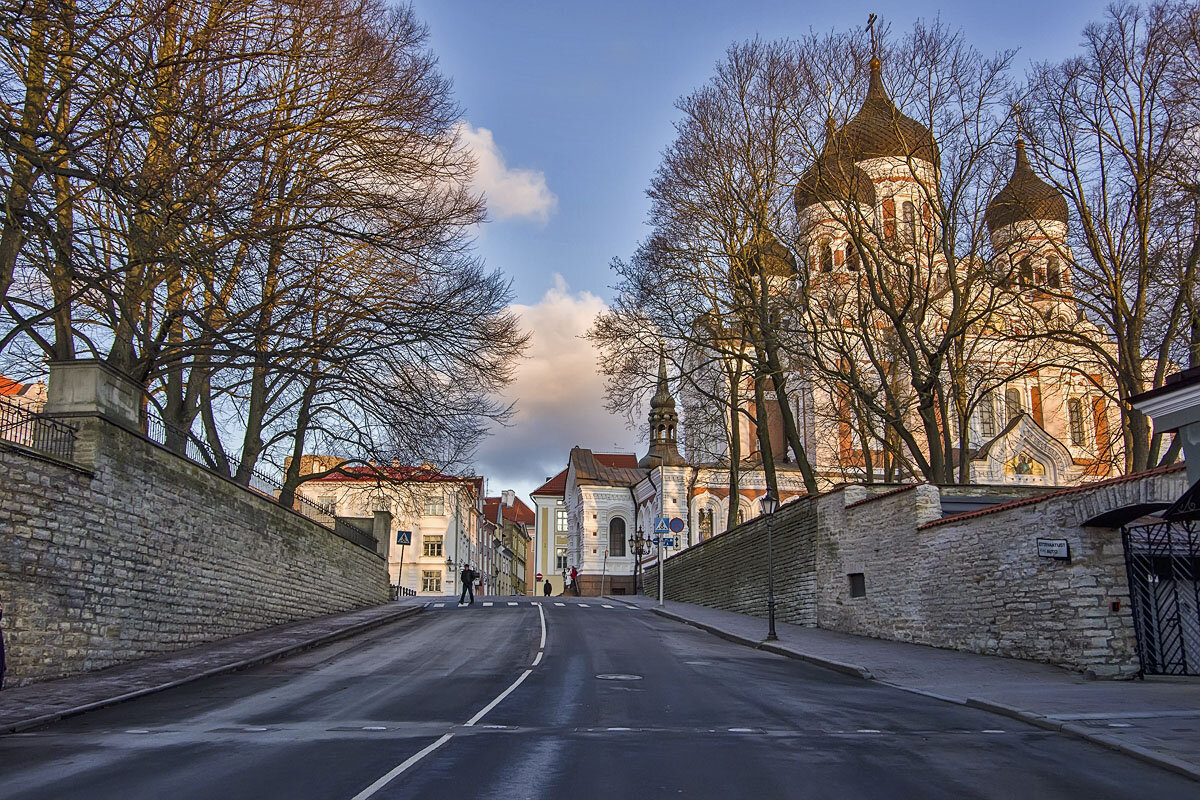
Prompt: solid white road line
<box><xmin>464</xmin><ymin>670</ymin><xmax>533</xmax><ymax>727</ymax></box>
<box><xmin>349</xmin><ymin>733</ymin><xmax>454</xmax><ymax>800</ymax></box>
<box><xmin>351</xmin><ymin>598</ymin><xmax>551</xmax><ymax>798</ymax></box>
<box><xmin>538</xmin><ymin>602</ymin><xmax>547</xmax><ymax>649</ymax></box>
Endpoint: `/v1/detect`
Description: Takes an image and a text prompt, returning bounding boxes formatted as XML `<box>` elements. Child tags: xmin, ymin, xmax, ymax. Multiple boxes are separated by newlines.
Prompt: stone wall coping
<box><xmin>917</xmin><ymin>462</ymin><xmax>1187</xmax><ymax>530</ymax></box>
<box><xmin>0</xmin><ymin>438</ymin><xmax>93</xmax><ymax>476</ymax></box>
<box><xmin>844</xmin><ymin>482</ymin><xmax>923</xmax><ymax>509</ymax></box>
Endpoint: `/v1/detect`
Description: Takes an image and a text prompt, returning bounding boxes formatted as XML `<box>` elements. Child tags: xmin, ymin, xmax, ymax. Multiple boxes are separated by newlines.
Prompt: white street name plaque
<box><xmin>1036</xmin><ymin>538</ymin><xmax>1070</xmax><ymax>559</ymax></box>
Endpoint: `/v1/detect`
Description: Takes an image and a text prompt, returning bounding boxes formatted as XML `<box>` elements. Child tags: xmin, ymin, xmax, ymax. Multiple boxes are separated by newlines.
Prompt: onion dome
<box><xmin>838</xmin><ymin>57</ymin><xmax>938</xmax><ymax>164</ymax></box>
<box><xmin>985</xmin><ymin>139</ymin><xmax>1069</xmax><ymax>233</ymax></box>
<box><xmin>794</xmin><ymin>147</ymin><xmax>878</xmax><ymax>213</ymax></box>
<box><xmin>737</xmin><ymin>231</ymin><xmax>798</xmax><ymax>278</ymax></box>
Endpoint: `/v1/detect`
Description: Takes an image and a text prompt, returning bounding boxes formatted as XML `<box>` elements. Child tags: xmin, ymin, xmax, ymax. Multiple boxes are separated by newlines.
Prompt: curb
<box><xmin>650</xmin><ymin>607</ymin><xmax>874</xmax><ymax>680</ymax></box>
<box><xmin>2</xmin><ymin>604</ymin><xmax>424</xmax><ymax>735</ymax></box>
<box><xmin>649</xmin><ymin>606</ymin><xmax>1200</xmax><ymax>784</ymax></box>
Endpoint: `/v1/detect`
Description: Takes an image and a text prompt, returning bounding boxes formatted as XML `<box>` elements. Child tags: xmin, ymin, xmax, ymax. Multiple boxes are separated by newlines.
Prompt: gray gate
<box><xmin>1122</xmin><ymin>521</ymin><xmax>1200</xmax><ymax>675</ymax></box>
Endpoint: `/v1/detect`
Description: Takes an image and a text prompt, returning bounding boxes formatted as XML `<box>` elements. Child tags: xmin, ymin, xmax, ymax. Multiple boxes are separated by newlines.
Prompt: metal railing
<box><xmin>0</xmin><ymin>396</ymin><xmax>76</xmax><ymax>461</ymax></box>
<box><xmin>142</xmin><ymin>410</ymin><xmax>376</xmax><ymax>551</ymax></box>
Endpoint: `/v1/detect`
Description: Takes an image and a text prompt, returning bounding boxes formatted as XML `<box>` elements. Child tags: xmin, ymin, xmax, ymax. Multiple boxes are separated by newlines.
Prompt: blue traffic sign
<box><xmin>396</xmin><ymin>530</ymin><xmax>412</xmax><ymax>545</ymax></box>
<box><xmin>669</xmin><ymin>517</ymin><xmax>685</xmax><ymax>533</ymax></box>
<box><xmin>654</xmin><ymin>517</ymin><xmax>670</xmax><ymax>534</ymax></box>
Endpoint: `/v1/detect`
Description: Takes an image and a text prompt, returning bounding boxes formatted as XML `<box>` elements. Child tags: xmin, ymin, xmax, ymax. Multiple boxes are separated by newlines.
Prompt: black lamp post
<box><xmin>761</xmin><ymin>491</ymin><xmax>779</xmax><ymax>641</ymax></box>
<box><xmin>628</xmin><ymin>526</ymin><xmax>650</xmax><ymax>595</ymax></box>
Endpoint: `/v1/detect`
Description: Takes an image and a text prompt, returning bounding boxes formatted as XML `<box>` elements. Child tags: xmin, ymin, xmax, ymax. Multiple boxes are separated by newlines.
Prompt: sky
<box><xmin>406</xmin><ymin>0</ymin><xmax>1115</xmax><ymax>503</ymax></box>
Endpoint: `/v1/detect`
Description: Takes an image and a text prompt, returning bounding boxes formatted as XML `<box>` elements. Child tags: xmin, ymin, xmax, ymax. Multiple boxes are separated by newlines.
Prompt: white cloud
<box><xmin>457</xmin><ymin>122</ymin><xmax>557</xmax><ymax>223</ymax></box>
<box><xmin>474</xmin><ymin>275</ymin><xmax>637</xmax><ymax>500</ymax></box>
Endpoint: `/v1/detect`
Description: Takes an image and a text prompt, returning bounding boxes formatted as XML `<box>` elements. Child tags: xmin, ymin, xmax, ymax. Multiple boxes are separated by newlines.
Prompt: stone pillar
<box><xmin>43</xmin><ymin>360</ymin><xmax>141</xmax><ymax>428</ymax></box>
<box><xmin>372</xmin><ymin>510</ymin><xmax>394</xmax><ymax>559</ymax></box>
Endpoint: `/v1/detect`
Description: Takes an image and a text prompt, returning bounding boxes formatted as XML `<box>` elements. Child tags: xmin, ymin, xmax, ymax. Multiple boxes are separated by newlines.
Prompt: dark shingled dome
<box><xmin>794</xmin><ymin>149</ymin><xmax>878</xmax><ymax>213</ymax></box>
<box><xmin>737</xmin><ymin>233</ymin><xmax>797</xmax><ymax>278</ymax></box>
<box><xmin>985</xmin><ymin>139</ymin><xmax>1069</xmax><ymax>233</ymax></box>
<box><xmin>838</xmin><ymin>57</ymin><xmax>938</xmax><ymax>164</ymax></box>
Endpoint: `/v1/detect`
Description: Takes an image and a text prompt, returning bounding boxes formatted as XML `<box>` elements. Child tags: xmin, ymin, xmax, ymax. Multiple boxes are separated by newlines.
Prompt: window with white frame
<box><xmin>979</xmin><ymin>393</ymin><xmax>995</xmax><ymax>438</ymax></box>
<box><xmin>316</xmin><ymin>495</ymin><xmax>337</xmax><ymax>514</ymax></box>
<box><xmin>555</xmin><ymin>508</ymin><xmax>568</xmax><ymax>532</ymax></box>
<box><xmin>423</xmin><ymin>492</ymin><xmax>445</xmax><ymax>516</ymax></box>
<box><xmin>423</xmin><ymin>535</ymin><xmax>443</xmax><ymax>558</ymax></box>
<box><xmin>421</xmin><ymin>571</ymin><xmax>442</xmax><ymax>593</ymax></box>
<box><xmin>555</xmin><ymin>547</ymin><xmax>568</xmax><ymax>570</ymax></box>
<box><xmin>1068</xmin><ymin>397</ymin><xmax>1086</xmax><ymax>446</ymax></box>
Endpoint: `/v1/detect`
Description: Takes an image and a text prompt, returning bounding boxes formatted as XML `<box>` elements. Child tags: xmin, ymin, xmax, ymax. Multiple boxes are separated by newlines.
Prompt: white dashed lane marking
<box><xmin>483</xmin><ymin>602</ymin><xmax>493</xmax><ymax>607</ymax></box>
<box><xmin>507</xmin><ymin>602</ymin><xmax>518</xmax><ymax>606</ymax></box>
<box><xmin>554</xmin><ymin>602</ymin><xmax>565</xmax><ymax>606</ymax></box>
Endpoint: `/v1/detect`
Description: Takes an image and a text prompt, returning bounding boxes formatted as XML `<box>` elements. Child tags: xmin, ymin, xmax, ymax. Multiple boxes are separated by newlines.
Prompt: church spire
<box><xmin>640</xmin><ymin>344</ymin><xmax>686</xmax><ymax>468</ymax></box>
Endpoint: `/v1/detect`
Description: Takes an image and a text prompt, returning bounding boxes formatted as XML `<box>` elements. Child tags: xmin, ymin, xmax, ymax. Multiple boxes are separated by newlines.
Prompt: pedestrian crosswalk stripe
<box><xmin>483</xmin><ymin>602</ymin><xmax>493</xmax><ymax>607</ymax></box>
<box><xmin>507</xmin><ymin>601</ymin><xmax>518</xmax><ymax>606</ymax></box>
<box><xmin>602</xmin><ymin>604</ymin><xmax>614</xmax><ymax>608</ymax></box>
<box><xmin>433</xmin><ymin>603</ymin><xmax>445</xmax><ymax>608</ymax></box>
<box><xmin>578</xmin><ymin>603</ymin><xmax>590</xmax><ymax>607</ymax></box>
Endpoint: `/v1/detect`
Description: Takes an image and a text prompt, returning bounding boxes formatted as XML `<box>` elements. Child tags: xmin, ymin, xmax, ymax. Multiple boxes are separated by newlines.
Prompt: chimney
<box><xmin>502</xmin><ymin>489</ymin><xmax>515</xmax><ymax>506</ymax></box>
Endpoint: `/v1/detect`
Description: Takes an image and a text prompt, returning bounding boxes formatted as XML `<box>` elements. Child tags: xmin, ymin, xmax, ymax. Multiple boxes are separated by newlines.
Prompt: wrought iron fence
<box><xmin>1122</xmin><ymin>520</ymin><xmax>1200</xmax><ymax>676</ymax></box>
<box><xmin>0</xmin><ymin>396</ymin><xmax>76</xmax><ymax>461</ymax></box>
<box><xmin>142</xmin><ymin>410</ymin><xmax>376</xmax><ymax>551</ymax></box>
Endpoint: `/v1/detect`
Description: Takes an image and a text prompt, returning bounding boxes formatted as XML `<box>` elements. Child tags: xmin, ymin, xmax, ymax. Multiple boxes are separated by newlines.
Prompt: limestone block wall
<box><xmin>815</xmin><ymin>467</ymin><xmax>1187</xmax><ymax>676</ymax></box>
<box><xmin>0</xmin><ymin>415</ymin><xmax>388</xmax><ymax>687</ymax></box>
<box><xmin>645</xmin><ymin>495</ymin><xmax>819</xmax><ymax>626</ymax></box>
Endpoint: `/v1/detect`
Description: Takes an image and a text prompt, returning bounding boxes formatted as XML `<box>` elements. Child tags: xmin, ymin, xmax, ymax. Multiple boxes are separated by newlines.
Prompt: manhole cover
<box><xmin>595</xmin><ymin>673</ymin><xmax>642</xmax><ymax>681</ymax></box>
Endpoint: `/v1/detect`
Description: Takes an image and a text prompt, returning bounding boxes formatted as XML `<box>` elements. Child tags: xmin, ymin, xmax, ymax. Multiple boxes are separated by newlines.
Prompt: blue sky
<box><xmin>406</xmin><ymin>0</ymin><xmax>1116</xmax><ymax>500</ymax></box>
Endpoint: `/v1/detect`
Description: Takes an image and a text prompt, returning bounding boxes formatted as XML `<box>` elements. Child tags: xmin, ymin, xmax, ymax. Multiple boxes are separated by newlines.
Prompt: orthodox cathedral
<box><xmin>553</xmin><ymin>54</ymin><xmax>1122</xmax><ymax>595</ymax></box>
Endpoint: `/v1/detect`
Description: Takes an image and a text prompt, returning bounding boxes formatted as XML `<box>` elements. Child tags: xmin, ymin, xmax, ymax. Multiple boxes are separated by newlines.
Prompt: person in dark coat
<box><xmin>459</xmin><ymin>564</ymin><xmax>476</xmax><ymax>606</ymax></box>
<box><xmin>543</xmin><ymin>580</ymin><xmax>552</xmax><ymax>597</ymax></box>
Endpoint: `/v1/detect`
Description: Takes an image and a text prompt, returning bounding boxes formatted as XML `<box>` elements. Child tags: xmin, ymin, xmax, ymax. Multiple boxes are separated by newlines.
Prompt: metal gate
<box><xmin>1122</xmin><ymin>521</ymin><xmax>1200</xmax><ymax>675</ymax></box>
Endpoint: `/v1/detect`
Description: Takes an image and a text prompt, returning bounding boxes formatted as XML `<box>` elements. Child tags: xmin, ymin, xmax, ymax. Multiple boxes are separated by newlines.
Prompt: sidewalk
<box><xmin>0</xmin><ymin>599</ymin><xmax>425</xmax><ymax>734</ymax></box>
<box><xmin>617</xmin><ymin>594</ymin><xmax>1200</xmax><ymax>782</ymax></box>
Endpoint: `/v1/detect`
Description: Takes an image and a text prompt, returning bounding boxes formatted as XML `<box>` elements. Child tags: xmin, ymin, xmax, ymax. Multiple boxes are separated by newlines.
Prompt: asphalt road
<box><xmin>0</xmin><ymin>597</ymin><xmax>1195</xmax><ymax>799</ymax></box>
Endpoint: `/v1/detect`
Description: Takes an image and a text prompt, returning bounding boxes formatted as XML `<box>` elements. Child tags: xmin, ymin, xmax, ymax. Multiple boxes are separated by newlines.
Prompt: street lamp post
<box><xmin>761</xmin><ymin>491</ymin><xmax>779</xmax><ymax>641</ymax></box>
<box><xmin>628</xmin><ymin>526</ymin><xmax>650</xmax><ymax>595</ymax></box>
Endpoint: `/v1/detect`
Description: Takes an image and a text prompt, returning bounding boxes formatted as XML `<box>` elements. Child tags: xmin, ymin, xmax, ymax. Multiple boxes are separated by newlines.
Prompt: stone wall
<box><xmin>0</xmin><ymin>412</ymin><xmax>389</xmax><ymax>687</ymax></box>
<box><xmin>816</xmin><ymin>468</ymin><xmax>1186</xmax><ymax>676</ymax></box>
<box><xmin>645</xmin><ymin>495</ymin><xmax>819</xmax><ymax>626</ymax></box>
<box><xmin>640</xmin><ymin>467</ymin><xmax>1186</xmax><ymax>676</ymax></box>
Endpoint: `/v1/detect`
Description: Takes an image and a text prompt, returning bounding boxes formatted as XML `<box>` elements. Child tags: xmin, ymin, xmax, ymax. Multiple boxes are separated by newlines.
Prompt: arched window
<box><xmin>882</xmin><ymin>198</ymin><xmax>897</xmax><ymax>240</ymax></box>
<box><xmin>1047</xmin><ymin>256</ymin><xmax>1061</xmax><ymax>289</ymax></box>
<box><xmin>699</xmin><ymin>509</ymin><xmax>713</xmax><ymax>541</ymax></box>
<box><xmin>902</xmin><ymin>200</ymin><xmax>916</xmax><ymax>240</ymax></box>
<box><xmin>979</xmin><ymin>393</ymin><xmax>996</xmax><ymax>438</ymax></box>
<box><xmin>845</xmin><ymin>245</ymin><xmax>859</xmax><ymax>271</ymax></box>
<box><xmin>736</xmin><ymin>506</ymin><xmax>746</xmax><ymax>526</ymax></box>
<box><xmin>1005</xmin><ymin>388</ymin><xmax>1022</xmax><ymax>422</ymax></box>
<box><xmin>819</xmin><ymin>239</ymin><xmax>834</xmax><ymax>272</ymax></box>
<box><xmin>1067</xmin><ymin>398</ymin><xmax>1085</xmax><ymax>446</ymax></box>
<box><xmin>609</xmin><ymin>517</ymin><xmax>626</xmax><ymax>557</ymax></box>
<box><xmin>1019</xmin><ymin>256</ymin><xmax>1034</xmax><ymax>288</ymax></box>
<box><xmin>667</xmin><ymin>425</ymin><xmax>674</xmax><ymax>439</ymax></box>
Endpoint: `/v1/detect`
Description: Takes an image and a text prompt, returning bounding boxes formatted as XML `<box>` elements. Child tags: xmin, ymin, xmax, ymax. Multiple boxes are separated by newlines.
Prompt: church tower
<box><xmin>640</xmin><ymin>349</ymin><xmax>687</xmax><ymax>468</ymax></box>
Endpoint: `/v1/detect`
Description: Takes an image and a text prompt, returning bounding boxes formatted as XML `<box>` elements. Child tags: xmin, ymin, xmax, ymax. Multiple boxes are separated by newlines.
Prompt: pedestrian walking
<box><xmin>459</xmin><ymin>564</ymin><xmax>477</xmax><ymax>606</ymax></box>
<box><xmin>543</xmin><ymin>580</ymin><xmax>552</xmax><ymax>597</ymax></box>
<box><xmin>569</xmin><ymin>565</ymin><xmax>579</xmax><ymax>596</ymax></box>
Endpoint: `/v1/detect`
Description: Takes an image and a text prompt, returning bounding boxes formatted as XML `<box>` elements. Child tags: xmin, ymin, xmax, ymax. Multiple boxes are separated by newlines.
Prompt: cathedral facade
<box><xmin>560</xmin><ymin>55</ymin><xmax>1125</xmax><ymax>594</ymax></box>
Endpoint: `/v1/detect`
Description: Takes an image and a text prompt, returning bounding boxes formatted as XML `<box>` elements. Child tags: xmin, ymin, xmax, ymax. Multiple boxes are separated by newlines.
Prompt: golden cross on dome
<box><xmin>867</xmin><ymin>13</ymin><xmax>878</xmax><ymax>55</ymax></box>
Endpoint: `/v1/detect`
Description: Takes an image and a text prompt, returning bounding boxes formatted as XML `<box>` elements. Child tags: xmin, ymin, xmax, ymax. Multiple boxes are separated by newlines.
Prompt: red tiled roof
<box><xmin>483</xmin><ymin>495</ymin><xmax>537</xmax><ymax>526</ymax></box>
<box><xmin>531</xmin><ymin>453</ymin><xmax>637</xmax><ymax>496</ymax></box>
<box><xmin>310</xmin><ymin>464</ymin><xmax>483</xmax><ymax>493</ymax></box>
<box><xmin>482</xmin><ymin>497</ymin><xmax>501</xmax><ymax>521</ymax></box>
<box><xmin>0</xmin><ymin>376</ymin><xmax>24</xmax><ymax>396</ymax></box>
<box><xmin>918</xmin><ymin>462</ymin><xmax>1187</xmax><ymax>530</ymax></box>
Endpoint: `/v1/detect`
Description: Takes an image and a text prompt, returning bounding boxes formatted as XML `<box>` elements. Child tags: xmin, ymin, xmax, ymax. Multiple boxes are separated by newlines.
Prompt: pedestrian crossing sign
<box><xmin>654</xmin><ymin>517</ymin><xmax>669</xmax><ymax>535</ymax></box>
<box><xmin>396</xmin><ymin>530</ymin><xmax>412</xmax><ymax>545</ymax></box>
